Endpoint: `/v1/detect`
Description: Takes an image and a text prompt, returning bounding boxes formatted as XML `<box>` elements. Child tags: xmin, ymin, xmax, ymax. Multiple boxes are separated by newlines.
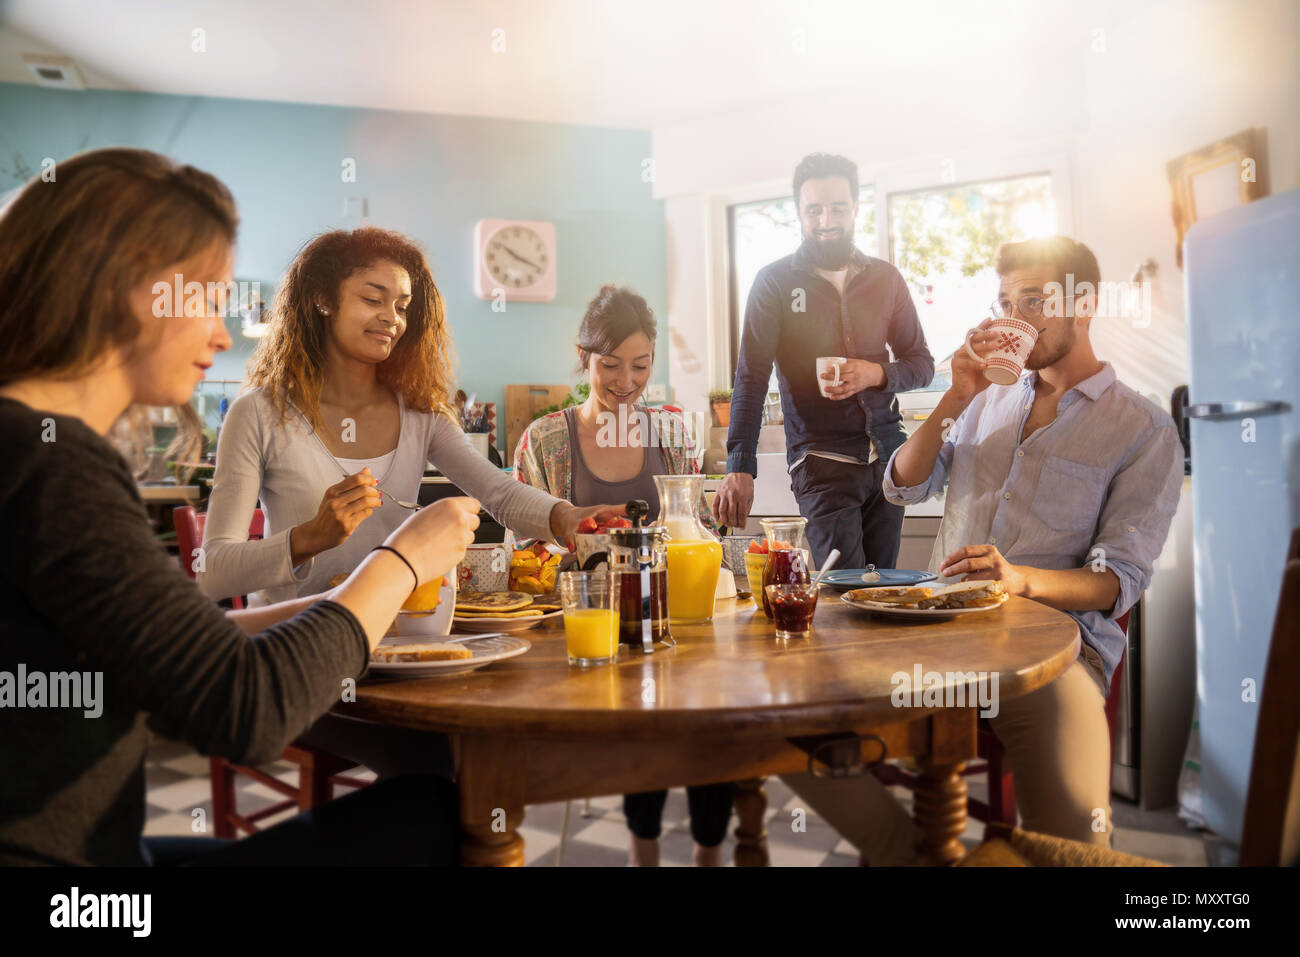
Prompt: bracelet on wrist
<box><xmin>371</xmin><ymin>545</ymin><xmax>419</xmax><ymax>589</ymax></box>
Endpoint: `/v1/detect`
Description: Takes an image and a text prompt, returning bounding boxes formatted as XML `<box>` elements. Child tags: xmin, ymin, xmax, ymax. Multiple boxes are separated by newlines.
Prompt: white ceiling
<box><xmin>1</xmin><ymin>0</ymin><xmax>1161</xmax><ymax>130</ymax></box>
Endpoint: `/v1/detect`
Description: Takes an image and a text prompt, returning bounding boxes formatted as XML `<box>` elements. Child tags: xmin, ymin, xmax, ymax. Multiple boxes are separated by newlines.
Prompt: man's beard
<box><xmin>801</xmin><ymin>230</ymin><xmax>856</xmax><ymax>270</ymax></box>
<box><xmin>1025</xmin><ymin>317</ymin><xmax>1075</xmax><ymax>370</ymax></box>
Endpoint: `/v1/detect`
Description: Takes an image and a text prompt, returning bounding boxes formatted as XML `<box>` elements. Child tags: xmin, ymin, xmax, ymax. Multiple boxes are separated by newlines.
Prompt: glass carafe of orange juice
<box><xmin>653</xmin><ymin>474</ymin><xmax>723</xmax><ymax>622</ymax></box>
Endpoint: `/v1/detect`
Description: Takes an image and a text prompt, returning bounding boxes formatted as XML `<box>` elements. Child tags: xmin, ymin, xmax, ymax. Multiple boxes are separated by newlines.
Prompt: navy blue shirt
<box><xmin>727</xmin><ymin>245</ymin><xmax>935</xmax><ymax>475</ymax></box>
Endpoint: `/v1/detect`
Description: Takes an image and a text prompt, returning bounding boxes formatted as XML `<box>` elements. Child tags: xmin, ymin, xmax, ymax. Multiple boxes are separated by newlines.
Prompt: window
<box><xmin>889</xmin><ymin>174</ymin><xmax>1055</xmax><ymax>386</ymax></box>
<box><xmin>728</xmin><ymin>187</ymin><xmax>875</xmax><ymax>383</ymax></box>
<box><xmin>725</xmin><ymin>172</ymin><xmax>1057</xmax><ymax>393</ymax></box>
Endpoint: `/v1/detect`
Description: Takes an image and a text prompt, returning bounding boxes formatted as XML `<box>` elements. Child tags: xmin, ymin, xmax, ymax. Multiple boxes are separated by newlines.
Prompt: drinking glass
<box><xmin>763</xmin><ymin>582</ymin><xmax>820</xmax><ymax>639</ymax></box>
<box><xmin>560</xmin><ymin>571</ymin><xmax>619</xmax><ymax>666</ymax></box>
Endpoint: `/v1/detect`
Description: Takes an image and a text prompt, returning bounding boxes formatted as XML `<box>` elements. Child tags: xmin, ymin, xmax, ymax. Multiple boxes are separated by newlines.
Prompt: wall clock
<box><xmin>473</xmin><ymin>218</ymin><xmax>557</xmax><ymax>302</ymax></box>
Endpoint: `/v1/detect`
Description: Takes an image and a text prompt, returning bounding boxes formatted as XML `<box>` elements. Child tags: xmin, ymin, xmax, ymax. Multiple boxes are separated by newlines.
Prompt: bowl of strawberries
<box><xmin>573</xmin><ymin>515</ymin><xmax>635</xmax><ymax>569</ymax></box>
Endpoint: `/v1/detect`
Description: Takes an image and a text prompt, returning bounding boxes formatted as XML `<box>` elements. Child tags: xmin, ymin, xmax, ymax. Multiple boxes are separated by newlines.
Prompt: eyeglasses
<box><xmin>990</xmin><ymin>295</ymin><xmax>1047</xmax><ymax>320</ymax></box>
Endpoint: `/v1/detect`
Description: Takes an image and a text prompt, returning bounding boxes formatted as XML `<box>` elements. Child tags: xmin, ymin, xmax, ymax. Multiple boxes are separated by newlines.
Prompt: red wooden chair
<box><xmin>172</xmin><ymin>506</ymin><xmax>370</xmax><ymax>838</ymax></box>
<box><xmin>872</xmin><ymin>609</ymin><xmax>1132</xmax><ymax>840</ymax></box>
<box><xmin>173</xmin><ymin>505</ymin><xmax>263</xmax><ymax>608</ymax></box>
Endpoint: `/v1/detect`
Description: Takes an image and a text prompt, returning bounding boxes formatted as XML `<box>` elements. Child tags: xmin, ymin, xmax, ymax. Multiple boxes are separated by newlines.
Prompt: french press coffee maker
<box><xmin>599</xmin><ymin>500</ymin><xmax>673</xmax><ymax>653</ymax></box>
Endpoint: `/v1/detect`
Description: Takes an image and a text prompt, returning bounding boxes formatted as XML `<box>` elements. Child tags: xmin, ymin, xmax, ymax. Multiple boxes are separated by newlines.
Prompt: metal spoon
<box><xmin>812</xmin><ymin>549</ymin><xmax>843</xmax><ymax>588</ymax></box>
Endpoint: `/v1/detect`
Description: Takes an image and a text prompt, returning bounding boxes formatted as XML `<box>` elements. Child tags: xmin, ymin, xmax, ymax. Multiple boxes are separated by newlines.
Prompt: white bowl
<box><xmin>393</xmin><ymin>576</ymin><xmax>457</xmax><ymax>636</ymax></box>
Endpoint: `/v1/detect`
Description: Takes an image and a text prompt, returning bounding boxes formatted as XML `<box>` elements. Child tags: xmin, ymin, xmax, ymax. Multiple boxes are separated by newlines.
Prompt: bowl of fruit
<box><xmin>509</xmin><ymin>540</ymin><xmax>564</xmax><ymax>595</ymax></box>
<box><xmin>744</xmin><ymin>538</ymin><xmax>795</xmax><ymax>616</ymax></box>
<box><xmin>572</xmin><ymin>515</ymin><xmax>634</xmax><ymax>570</ymax></box>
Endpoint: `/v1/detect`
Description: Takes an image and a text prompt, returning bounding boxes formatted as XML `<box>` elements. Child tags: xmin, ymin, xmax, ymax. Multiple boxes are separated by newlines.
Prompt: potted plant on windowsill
<box><xmin>709</xmin><ymin>388</ymin><xmax>733</xmax><ymax>427</ymax></box>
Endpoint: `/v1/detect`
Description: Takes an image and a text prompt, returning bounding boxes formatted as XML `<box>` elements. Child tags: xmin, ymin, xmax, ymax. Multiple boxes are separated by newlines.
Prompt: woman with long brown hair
<box><xmin>197</xmin><ymin>227</ymin><xmax>621</xmax><ymax>777</ymax></box>
<box><xmin>0</xmin><ymin>148</ymin><xmax>477</xmax><ymax>865</ymax></box>
<box><xmin>199</xmin><ymin>227</ymin><xmax>617</xmax><ymax>608</ymax></box>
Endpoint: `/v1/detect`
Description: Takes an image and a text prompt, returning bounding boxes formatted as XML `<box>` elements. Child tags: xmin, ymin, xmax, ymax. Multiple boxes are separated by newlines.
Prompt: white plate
<box><xmin>452</xmin><ymin>608</ymin><xmax>563</xmax><ymax>632</ymax></box>
<box><xmin>367</xmin><ymin>634</ymin><xmax>531</xmax><ymax>678</ymax></box>
<box><xmin>839</xmin><ymin>586</ymin><xmax>1009</xmax><ymax>621</ymax></box>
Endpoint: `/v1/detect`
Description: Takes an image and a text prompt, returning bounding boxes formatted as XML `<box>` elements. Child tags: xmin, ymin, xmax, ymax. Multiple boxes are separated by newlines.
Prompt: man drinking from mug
<box><xmin>785</xmin><ymin>236</ymin><xmax>1184</xmax><ymax>859</ymax></box>
<box><xmin>713</xmin><ymin>153</ymin><xmax>934</xmax><ymax>569</ymax></box>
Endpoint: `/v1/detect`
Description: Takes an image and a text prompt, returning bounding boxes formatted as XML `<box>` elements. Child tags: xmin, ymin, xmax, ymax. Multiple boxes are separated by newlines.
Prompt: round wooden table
<box><xmin>338</xmin><ymin>591</ymin><xmax>1080</xmax><ymax>866</ymax></box>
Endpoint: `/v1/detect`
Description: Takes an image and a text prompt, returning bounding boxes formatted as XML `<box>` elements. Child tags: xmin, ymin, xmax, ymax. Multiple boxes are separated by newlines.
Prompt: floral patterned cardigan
<box><xmin>512</xmin><ymin>405</ymin><xmax>719</xmax><ymax>534</ymax></box>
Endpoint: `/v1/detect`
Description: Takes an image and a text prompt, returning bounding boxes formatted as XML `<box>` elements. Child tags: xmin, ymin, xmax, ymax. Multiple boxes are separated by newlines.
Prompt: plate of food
<box><xmin>452</xmin><ymin>589</ymin><xmax>564</xmax><ymax>632</ymax></box>
<box><xmin>818</xmin><ymin>568</ymin><xmax>939</xmax><ymax>592</ymax></box>
<box><xmin>367</xmin><ymin>633</ymin><xmax>531</xmax><ymax>678</ymax></box>
<box><xmin>840</xmin><ymin>580</ymin><xmax>1008</xmax><ymax>620</ymax></box>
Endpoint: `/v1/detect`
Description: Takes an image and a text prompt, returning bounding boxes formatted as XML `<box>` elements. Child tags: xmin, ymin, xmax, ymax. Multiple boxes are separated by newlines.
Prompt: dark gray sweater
<box><xmin>0</xmin><ymin>398</ymin><xmax>369</xmax><ymax>865</ymax></box>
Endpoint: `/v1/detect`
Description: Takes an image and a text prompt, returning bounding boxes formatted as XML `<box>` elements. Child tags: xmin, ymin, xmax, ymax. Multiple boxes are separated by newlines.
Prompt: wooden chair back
<box><xmin>1238</xmin><ymin>529</ymin><xmax>1300</xmax><ymax>866</ymax></box>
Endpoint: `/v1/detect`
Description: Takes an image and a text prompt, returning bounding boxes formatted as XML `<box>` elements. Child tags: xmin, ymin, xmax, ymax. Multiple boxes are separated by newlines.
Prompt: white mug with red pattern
<box><xmin>964</xmin><ymin>318</ymin><xmax>1039</xmax><ymax>385</ymax></box>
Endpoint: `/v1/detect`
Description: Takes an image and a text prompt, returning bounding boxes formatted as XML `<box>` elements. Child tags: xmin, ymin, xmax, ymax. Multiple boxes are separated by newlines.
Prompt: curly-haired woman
<box><xmin>199</xmin><ymin>227</ymin><xmax>618</xmax><ymax>609</ymax></box>
<box><xmin>199</xmin><ymin>228</ymin><xmax>622</xmax><ymax>777</ymax></box>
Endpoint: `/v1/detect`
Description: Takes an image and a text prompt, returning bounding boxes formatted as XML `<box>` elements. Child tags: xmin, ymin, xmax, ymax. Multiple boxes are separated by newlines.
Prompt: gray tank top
<box><xmin>565</xmin><ymin>406</ymin><xmax>670</xmax><ymax>513</ymax></box>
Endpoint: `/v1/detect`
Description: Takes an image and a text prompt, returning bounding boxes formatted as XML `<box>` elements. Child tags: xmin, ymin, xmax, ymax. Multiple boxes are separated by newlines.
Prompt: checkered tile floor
<box><xmin>144</xmin><ymin>734</ymin><xmax>1221</xmax><ymax>866</ymax></box>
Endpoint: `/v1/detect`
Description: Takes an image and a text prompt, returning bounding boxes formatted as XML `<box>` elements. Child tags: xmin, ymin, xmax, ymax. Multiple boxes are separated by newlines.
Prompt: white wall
<box><xmin>655</xmin><ymin>0</ymin><xmax>1300</xmax><ymax>415</ymax></box>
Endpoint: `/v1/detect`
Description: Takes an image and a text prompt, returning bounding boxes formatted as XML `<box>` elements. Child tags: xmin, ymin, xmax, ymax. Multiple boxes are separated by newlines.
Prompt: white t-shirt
<box><xmin>815</xmin><ymin>266</ymin><xmax>849</xmax><ymax>296</ymax></box>
<box><xmin>809</xmin><ymin>266</ymin><xmax>878</xmax><ymax>467</ymax></box>
<box><xmin>334</xmin><ymin>448</ymin><xmax>399</xmax><ymax>477</ymax></box>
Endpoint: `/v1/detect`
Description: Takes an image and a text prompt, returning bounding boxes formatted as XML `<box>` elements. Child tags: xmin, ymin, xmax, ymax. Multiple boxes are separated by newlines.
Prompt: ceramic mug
<box><xmin>456</xmin><ymin>542</ymin><xmax>510</xmax><ymax>592</ymax></box>
<box><xmin>816</xmin><ymin>356</ymin><xmax>847</xmax><ymax>397</ymax></box>
<box><xmin>964</xmin><ymin>318</ymin><xmax>1039</xmax><ymax>385</ymax></box>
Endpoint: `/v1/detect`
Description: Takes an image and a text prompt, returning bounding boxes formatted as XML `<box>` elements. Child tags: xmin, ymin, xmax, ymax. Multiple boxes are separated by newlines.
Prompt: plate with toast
<box><xmin>840</xmin><ymin>580</ymin><xmax>1009</xmax><ymax>620</ymax></box>
<box><xmin>368</xmin><ymin>633</ymin><xmax>532</xmax><ymax>677</ymax></box>
<box><xmin>452</xmin><ymin>589</ymin><xmax>563</xmax><ymax>632</ymax></box>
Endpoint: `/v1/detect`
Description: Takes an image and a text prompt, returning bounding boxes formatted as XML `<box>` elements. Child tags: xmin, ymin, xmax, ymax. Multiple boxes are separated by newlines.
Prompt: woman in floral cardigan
<box><xmin>512</xmin><ymin>285</ymin><xmax>731</xmax><ymax>866</ymax></box>
<box><xmin>513</xmin><ymin>403</ymin><xmax>716</xmax><ymax>533</ymax></box>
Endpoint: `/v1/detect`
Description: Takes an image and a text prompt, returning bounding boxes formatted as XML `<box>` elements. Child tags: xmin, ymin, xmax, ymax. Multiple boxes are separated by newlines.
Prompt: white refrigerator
<box><xmin>1183</xmin><ymin>187</ymin><xmax>1300</xmax><ymax>845</ymax></box>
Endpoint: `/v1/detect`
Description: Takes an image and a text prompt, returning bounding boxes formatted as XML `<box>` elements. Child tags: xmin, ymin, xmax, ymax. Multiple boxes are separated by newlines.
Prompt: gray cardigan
<box><xmin>198</xmin><ymin>387</ymin><xmax>559</xmax><ymax>605</ymax></box>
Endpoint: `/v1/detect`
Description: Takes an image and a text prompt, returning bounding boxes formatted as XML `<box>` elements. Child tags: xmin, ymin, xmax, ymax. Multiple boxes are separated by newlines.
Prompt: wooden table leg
<box><xmin>914</xmin><ymin>756</ymin><xmax>968</xmax><ymax>865</ymax></box>
<box><xmin>733</xmin><ymin>777</ymin><xmax>770</xmax><ymax>866</ymax></box>
<box><xmin>458</xmin><ymin>735</ymin><xmax>525</xmax><ymax>867</ymax></box>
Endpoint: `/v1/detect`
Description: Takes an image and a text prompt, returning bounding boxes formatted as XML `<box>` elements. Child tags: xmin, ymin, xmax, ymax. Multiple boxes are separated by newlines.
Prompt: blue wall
<box><xmin>0</xmin><ymin>83</ymin><xmax>667</xmax><ymax>443</ymax></box>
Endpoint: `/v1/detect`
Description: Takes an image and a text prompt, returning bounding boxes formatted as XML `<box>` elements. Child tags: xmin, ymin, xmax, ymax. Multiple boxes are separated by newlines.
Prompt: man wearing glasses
<box><xmin>790</xmin><ymin>236</ymin><xmax>1184</xmax><ymax>860</ymax></box>
<box><xmin>714</xmin><ymin>153</ymin><xmax>934</xmax><ymax>572</ymax></box>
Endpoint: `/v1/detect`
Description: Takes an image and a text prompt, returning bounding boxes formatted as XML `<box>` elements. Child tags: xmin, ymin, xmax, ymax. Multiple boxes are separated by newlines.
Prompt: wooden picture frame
<box><xmin>1167</xmin><ymin>128</ymin><xmax>1266</xmax><ymax>268</ymax></box>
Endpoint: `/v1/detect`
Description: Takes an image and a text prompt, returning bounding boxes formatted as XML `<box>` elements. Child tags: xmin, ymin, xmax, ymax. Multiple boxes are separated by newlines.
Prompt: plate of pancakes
<box><xmin>840</xmin><ymin>580</ymin><xmax>1008</xmax><ymax>620</ymax></box>
<box><xmin>452</xmin><ymin>589</ymin><xmax>564</xmax><ymax>632</ymax></box>
<box><xmin>368</xmin><ymin>633</ymin><xmax>532</xmax><ymax>678</ymax></box>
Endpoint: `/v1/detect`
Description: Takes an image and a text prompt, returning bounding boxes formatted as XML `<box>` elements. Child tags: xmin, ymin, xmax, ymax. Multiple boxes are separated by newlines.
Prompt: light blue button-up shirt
<box><xmin>882</xmin><ymin>362</ymin><xmax>1184</xmax><ymax>689</ymax></box>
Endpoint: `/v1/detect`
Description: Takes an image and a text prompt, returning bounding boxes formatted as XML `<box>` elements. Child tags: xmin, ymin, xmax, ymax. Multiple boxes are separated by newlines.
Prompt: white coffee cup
<box><xmin>816</xmin><ymin>356</ymin><xmax>846</xmax><ymax>397</ymax></box>
<box><xmin>963</xmin><ymin>318</ymin><xmax>1039</xmax><ymax>385</ymax></box>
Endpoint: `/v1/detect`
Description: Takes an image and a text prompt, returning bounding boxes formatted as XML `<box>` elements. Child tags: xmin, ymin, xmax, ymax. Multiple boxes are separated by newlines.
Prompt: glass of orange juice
<box><xmin>559</xmin><ymin>571</ymin><xmax>619</xmax><ymax>666</ymax></box>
